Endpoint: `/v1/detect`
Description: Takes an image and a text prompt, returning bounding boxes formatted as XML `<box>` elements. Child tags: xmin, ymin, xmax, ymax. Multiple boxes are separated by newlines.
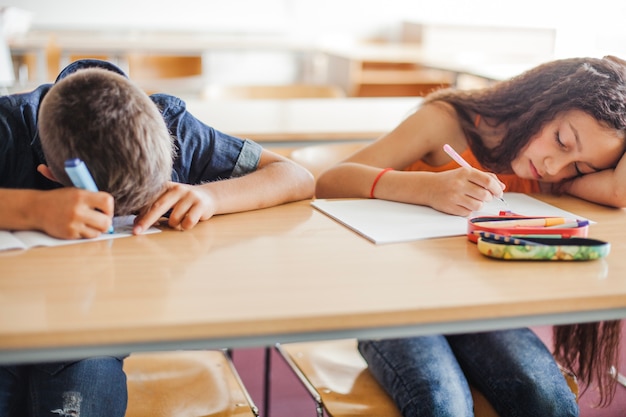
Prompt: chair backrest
<box><xmin>127</xmin><ymin>55</ymin><xmax>203</xmax><ymax>79</ymax></box>
<box><xmin>289</xmin><ymin>142</ymin><xmax>368</xmax><ymax>179</ymax></box>
<box><xmin>203</xmin><ymin>84</ymin><xmax>345</xmax><ymax>100</ymax></box>
<box><xmin>276</xmin><ymin>339</ymin><xmax>578</xmax><ymax>417</ymax></box>
<box><xmin>124</xmin><ymin>350</ymin><xmax>258</xmax><ymax>417</ymax></box>
<box><xmin>118</xmin><ymin>54</ymin><xmax>206</xmax><ymax>96</ymax></box>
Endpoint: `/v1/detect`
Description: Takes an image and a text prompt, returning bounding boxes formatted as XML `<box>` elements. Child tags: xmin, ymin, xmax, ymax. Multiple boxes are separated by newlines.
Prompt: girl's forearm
<box><xmin>565</xmin><ymin>170</ymin><xmax>626</xmax><ymax>208</ymax></box>
<box><xmin>316</xmin><ymin>163</ymin><xmax>437</xmax><ymax>207</ymax></box>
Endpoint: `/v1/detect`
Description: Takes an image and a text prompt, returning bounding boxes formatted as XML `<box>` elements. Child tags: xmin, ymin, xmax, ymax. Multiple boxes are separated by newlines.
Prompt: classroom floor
<box><xmin>232</xmin><ymin>325</ymin><xmax>626</xmax><ymax>417</ymax></box>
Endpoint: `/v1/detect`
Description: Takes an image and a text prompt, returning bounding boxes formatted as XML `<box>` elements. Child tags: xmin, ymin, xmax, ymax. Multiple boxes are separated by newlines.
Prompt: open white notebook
<box><xmin>312</xmin><ymin>193</ymin><xmax>588</xmax><ymax>244</ymax></box>
<box><xmin>0</xmin><ymin>215</ymin><xmax>161</xmax><ymax>251</ymax></box>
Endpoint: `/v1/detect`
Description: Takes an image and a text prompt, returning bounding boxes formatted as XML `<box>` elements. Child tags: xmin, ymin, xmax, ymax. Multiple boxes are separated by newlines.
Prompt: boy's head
<box><xmin>39</xmin><ymin>67</ymin><xmax>174</xmax><ymax>215</ymax></box>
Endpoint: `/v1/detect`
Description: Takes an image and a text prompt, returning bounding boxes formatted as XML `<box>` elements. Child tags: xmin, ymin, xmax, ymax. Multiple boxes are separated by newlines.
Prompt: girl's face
<box><xmin>511</xmin><ymin>110</ymin><xmax>624</xmax><ymax>183</ymax></box>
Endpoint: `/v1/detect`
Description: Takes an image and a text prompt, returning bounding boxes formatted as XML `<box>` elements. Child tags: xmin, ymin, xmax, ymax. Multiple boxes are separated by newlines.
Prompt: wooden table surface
<box><xmin>1</xmin><ymin>195</ymin><xmax>625</xmax><ymax>364</ymax></box>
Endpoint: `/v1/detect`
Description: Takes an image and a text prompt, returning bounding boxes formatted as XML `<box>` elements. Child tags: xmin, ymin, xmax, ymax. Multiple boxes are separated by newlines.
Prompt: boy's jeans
<box><xmin>359</xmin><ymin>328</ymin><xmax>579</xmax><ymax>417</ymax></box>
<box><xmin>0</xmin><ymin>356</ymin><xmax>127</xmax><ymax>417</ymax></box>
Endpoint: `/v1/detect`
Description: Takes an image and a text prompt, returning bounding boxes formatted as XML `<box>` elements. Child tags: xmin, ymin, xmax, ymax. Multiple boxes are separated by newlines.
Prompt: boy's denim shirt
<box><xmin>0</xmin><ymin>59</ymin><xmax>262</xmax><ymax>191</ymax></box>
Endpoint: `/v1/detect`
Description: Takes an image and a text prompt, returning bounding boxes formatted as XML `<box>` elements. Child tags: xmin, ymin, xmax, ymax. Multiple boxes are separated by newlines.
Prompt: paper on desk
<box><xmin>0</xmin><ymin>215</ymin><xmax>160</xmax><ymax>251</ymax></box>
<box><xmin>312</xmin><ymin>193</ymin><xmax>589</xmax><ymax>244</ymax></box>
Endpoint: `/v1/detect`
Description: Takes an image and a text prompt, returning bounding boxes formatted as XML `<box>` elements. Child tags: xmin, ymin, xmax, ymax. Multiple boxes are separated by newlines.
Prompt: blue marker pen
<box><xmin>64</xmin><ymin>158</ymin><xmax>114</xmax><ymax>234</ymax></box>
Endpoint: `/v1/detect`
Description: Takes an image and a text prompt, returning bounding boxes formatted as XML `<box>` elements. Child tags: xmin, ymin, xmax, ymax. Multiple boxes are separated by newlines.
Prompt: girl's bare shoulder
<box><xmin>406</xmin><ymin>101</ymin><xmax>465</xmax><ymax>147</ymax></box>
<box><xmin>416</xmin><ymin>101</ymin><xmax>460</xmax><ymax>125</ymax></box>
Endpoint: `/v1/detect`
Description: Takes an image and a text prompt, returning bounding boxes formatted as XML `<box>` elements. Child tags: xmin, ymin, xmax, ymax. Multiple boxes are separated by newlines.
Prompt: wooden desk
<box><xmin>323</xmin><ymin>42</ymin><xmax>545</xmax><ymax>94</ymax></box>
<box><xmin>323</xmin><ymin>43</ymin><xmax>455</xmax><ymax>97</ymax></box>
<box><xmin>1</xmin><ymin>195</ymin><xmax>626</xmax><ymax>364</ymax></box>
<box><xmin>183</xmin><ymin>96</ymin><xmax>420</xmax><ymax>144</ymax></box>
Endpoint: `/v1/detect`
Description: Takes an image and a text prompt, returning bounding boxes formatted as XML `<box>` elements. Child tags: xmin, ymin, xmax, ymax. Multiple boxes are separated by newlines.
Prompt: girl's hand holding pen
<box><xmin>442</xmin><ymin>144</ymin><xmax>506</xmax><ymax>208</ymax></box>
<box><xmin>428</xmin><ymin>169</ymin><xmax>505</xmax><ymax>216</ymax></box>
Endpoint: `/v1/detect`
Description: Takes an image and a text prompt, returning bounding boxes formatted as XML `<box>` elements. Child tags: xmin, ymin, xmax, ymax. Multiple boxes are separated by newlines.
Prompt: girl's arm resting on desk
<box><xmin>134</xmin><ymin>150</ymin><xmax>314</xmax><ymax>233</ymax></box>
<box><xmin>317</xmin><ymin>163</ymin><xmax>504</xmax><ymax>217</ymax></box>
<box><xmin>316</xmin><ymin>102</ymin><xmax>505</xmax><ymax>216</ymax></box>
<box><xmin>562</xmin><ymin>169</ymin><xmax>626</xmax><ymax>208</ymax></box>
<box><xmin>562</xmin><ymin>154</ymin><xmax>626</xmax><ymax>208</ymax></box>
<box><xmin>0</xmin><ymin>188</ymin><xmax>114</xmax><ymax>239</ymax></box>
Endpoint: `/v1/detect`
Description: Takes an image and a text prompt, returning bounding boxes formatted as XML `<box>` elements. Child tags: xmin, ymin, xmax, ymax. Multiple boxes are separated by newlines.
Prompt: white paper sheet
<box><xmin>0</xmin><ymin>215</ymin><xmax>160</xmax><ymax>251</ymax></box>
<box><xmin>312</xmin><ymin>193</ymin><xmax>588</xmax><ymax>244</ymax></box>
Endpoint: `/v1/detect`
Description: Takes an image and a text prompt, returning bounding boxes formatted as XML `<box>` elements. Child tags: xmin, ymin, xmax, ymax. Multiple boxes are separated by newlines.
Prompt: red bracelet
<box><xmin>369</xmin><ymin>168</ymin><xmax>393</xmax><ymax>198</ymax></box>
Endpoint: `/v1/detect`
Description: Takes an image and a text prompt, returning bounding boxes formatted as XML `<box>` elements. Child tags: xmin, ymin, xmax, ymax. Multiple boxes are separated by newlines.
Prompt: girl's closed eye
<box><xmin>555</xmin><ymin>131</ymin><xmax>566</xmax><ymax>149</ymax></box>
<box><xmin>573</xmin><ymin>162</ymin><xmax>583</xmax><ymax>176</ymax></box>
<box><xmin>573</xmin><ymin>162</ymin><xmax>600</xmax><ymax>176</ymax></box>
<box><xmin>554</xmin><ymin>130</ymin><xmax>585</xmax><ymax>176</ymax></box>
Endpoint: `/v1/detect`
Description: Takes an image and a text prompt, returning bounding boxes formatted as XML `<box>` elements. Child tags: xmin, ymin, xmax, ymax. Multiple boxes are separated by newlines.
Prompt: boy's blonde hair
<box><xmin>39</xmin><ymin>68</ymin><xmax>174</xmax><ymax>215</ymax></box>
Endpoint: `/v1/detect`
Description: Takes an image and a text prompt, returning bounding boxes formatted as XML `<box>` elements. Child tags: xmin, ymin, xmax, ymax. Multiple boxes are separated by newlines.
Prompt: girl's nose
<box><xmin>544</xmin><ymin>156</ymin><xmax>570</xmax><ymax>177</ymax></box>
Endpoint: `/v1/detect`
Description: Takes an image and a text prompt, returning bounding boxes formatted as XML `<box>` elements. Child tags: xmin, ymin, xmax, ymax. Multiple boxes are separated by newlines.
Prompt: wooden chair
<box><xmin>124</xmin><ymin>350</ymin><xmax>258</xmax><ymax>417</ymax></box>
<box><xmin>202</xmin><ymin>84</ymin><xmax>345</xmax><ymax>100</ymax></box>
<box><xmin>126</xmin><ymin>55</ymin><xmax>203</xmax><ymax>80</ymax></box>
<box><xmin>288</xmin><ymin>142</ymin><xmax>368</xmax><ymax>179</ymax></box>
<box><xmin>276</xmin><ymin>339</ymin><xmax>578</xmax><ymax>417</ymax></box>
<box><xmin>122</xmin><ymin>54</ymin><xmax>205</xmax><ymax>96</ymax></box>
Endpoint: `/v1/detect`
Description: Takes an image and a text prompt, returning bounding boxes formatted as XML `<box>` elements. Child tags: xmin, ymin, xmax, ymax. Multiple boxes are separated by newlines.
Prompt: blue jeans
<box><xmin>358</xmin><ymin>328</ymin><xmax>578</xmax><ymax>417</ymax></box>
<box><xmin>0</xmin><ymin>357</ymin><xmax>127</xmax><ymax>417</ymax></box>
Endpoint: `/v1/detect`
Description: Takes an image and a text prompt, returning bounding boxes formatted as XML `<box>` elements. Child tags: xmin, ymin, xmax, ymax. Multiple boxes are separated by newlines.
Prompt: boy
<box><xmin>0</xmin><ymin>59</ymin><xmax>314</xmax><ymax>416</ymax></box>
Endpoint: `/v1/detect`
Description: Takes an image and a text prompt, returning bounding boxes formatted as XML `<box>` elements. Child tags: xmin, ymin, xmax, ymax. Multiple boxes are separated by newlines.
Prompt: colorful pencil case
<box><xmin>467</xmin><ymin>214</ymin><xmax>589</xmax><ymax>243</ymax></box>
<box><xmin>475</xmin><ymin>231</ymin><xmax>610</xmax><ymax>261</ymax></box>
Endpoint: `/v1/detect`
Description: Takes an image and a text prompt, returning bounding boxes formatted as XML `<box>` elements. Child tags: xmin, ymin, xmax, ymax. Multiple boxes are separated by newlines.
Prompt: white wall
<box><xmin>6</xmin><ymin>0</ymin><xmax>626</xmax><ymax>84</ymax></box>
<box><xmin>7</xmin><ymin>0</ymin><xmax>622</xmax><ymax>50</ymax></box>
<box><xmin>8</xmin><ymin>0</ymin><xmax>626</xmax><ymax>56</ymax></box>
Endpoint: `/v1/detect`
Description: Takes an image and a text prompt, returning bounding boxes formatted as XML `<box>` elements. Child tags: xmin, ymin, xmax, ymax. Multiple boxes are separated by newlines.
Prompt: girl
<box><xmin>317</xmin><ymin>56</ymin><xmax>625</xmax><ymax>416</ymax></box>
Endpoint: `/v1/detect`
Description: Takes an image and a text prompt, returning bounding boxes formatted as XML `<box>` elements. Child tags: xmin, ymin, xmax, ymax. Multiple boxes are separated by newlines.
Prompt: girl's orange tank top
<box><xmin>404</xmin><ymin>147</ymin><xmax>541</xmax><ymax>194</ymax></box>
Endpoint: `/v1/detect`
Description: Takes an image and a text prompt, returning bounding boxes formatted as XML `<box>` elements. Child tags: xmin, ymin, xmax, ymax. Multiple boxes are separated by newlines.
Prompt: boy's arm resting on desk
<box><xmin>0</xmin><ymin>188</ymin><xmax>114</xmax><ymax>239</ymax></box>
<box><xmin>209</xmin><ymin>149</ymin><xmax>315</xmax><ymax>212</ymax></box>
<box><xmin>133</xmin><ymin>149</ymin><xmax>314</xmax><ymax>233</ymax></box>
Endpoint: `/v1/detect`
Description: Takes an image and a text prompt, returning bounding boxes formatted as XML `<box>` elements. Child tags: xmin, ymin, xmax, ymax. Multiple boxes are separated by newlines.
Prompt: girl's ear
<box><xmin>37</xmin><ymin>164</ymin><xmax>59</xmax><ymax>183</ymax></box>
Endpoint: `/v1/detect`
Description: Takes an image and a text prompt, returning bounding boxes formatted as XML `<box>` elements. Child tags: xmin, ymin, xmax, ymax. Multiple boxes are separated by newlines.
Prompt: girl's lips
<box><xmin>529</xmin><ymin>161</ymin><xmax>542</xmax><ymax>180</ymax></box>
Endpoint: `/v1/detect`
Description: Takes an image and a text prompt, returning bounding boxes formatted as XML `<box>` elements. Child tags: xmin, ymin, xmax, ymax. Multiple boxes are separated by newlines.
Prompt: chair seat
<box><xmin>124</xmin><ymin>350</ymin><xmax>257</xmax><ymax>417</ymax></box>
<box><xmin>277</xmin><ymin>339</ymin><xmax>578</xmax><ymax>417</ymax></box>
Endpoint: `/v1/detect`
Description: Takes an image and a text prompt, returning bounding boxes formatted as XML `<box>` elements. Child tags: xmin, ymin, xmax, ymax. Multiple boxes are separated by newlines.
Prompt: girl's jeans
<box><xmin>0</xmin><ymin>356</ymin><xmax>127</xmax><ymax>417</ymax></box>
<box><xmin>359</xmin><ymin>328</ymin><xmax>578</xmax><ymax>417</ymax></box>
